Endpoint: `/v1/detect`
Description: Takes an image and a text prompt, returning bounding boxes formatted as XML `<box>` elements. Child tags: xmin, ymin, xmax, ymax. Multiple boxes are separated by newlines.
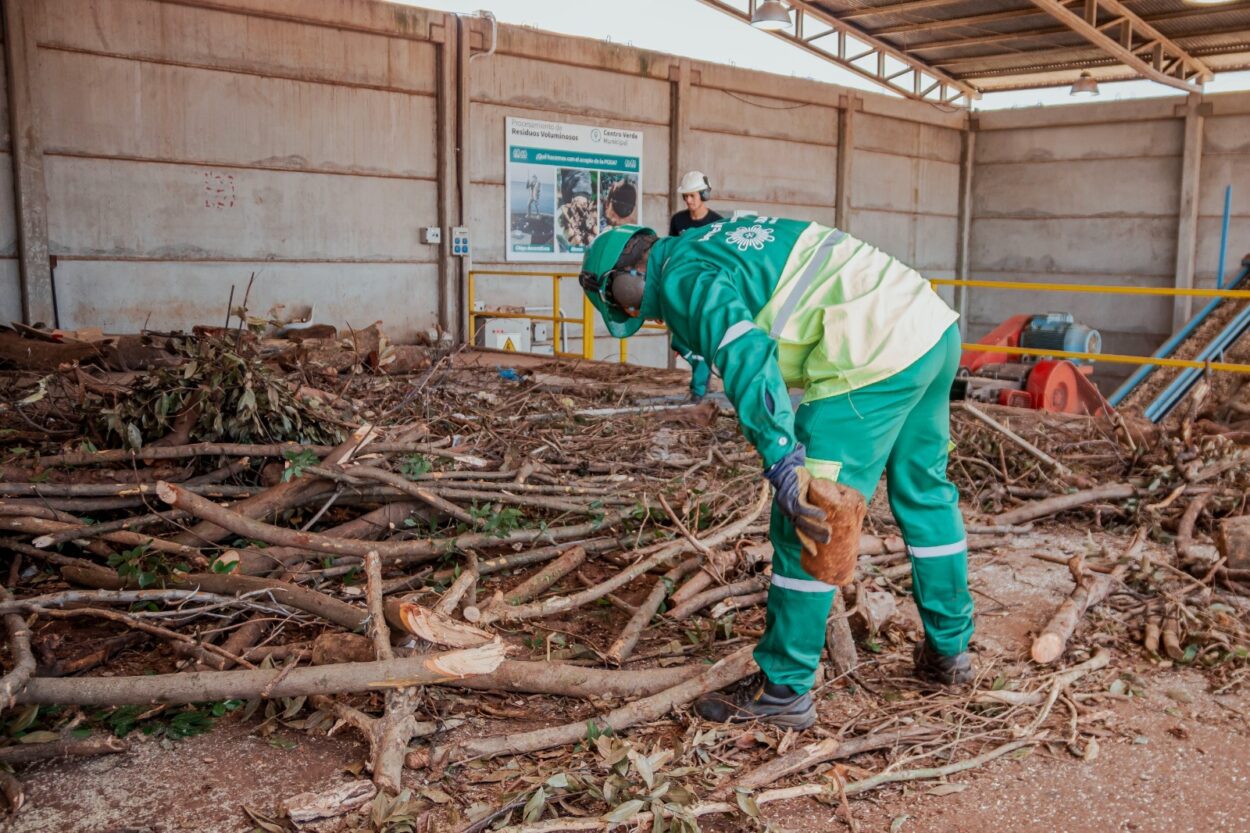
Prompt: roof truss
<box><xmin>1025</xmin><ymin>0</ymin><xmax>1212</xmax><ymax>91</ymax></box>
<box><xmin>696</xmin><ymin>0</ymin><xmax>980</xmax><ymax>105</ymax></box>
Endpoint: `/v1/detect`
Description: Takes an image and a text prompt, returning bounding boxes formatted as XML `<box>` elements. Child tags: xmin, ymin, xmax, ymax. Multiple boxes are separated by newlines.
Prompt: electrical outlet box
<box><xmin>420</xmin><ymin>226</ymin><xmax>441</xmax><ymax>244</ymax></box>
<box><xmin>451</xmin><ymin>226</ymin><xmax>470</xmax><ymax>257</ymax></box>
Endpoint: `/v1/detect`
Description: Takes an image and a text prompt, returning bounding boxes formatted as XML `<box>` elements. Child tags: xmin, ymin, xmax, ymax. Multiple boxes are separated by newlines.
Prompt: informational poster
<box><xmin>506</xmin><ymin>117</ymin><xmax>643</xmax><ymax>262</ymax></box>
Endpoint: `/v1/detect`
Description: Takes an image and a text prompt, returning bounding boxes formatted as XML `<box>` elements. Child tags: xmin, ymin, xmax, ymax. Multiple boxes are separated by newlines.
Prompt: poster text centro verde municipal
<box><xmin>506</xmin><ymin>117</ymin><xmax>644</xmax><ymax>263</ymax></box>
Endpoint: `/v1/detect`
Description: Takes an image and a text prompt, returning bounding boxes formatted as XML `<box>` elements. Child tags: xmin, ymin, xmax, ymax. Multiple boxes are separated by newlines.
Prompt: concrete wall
<box><xmin>0</xmin><ymin>29</ymin><xmax>17</xmax><ymax>323</ymax></box>
<box><xmin>968</xmin><ymin>93</ymin><xmax>1250</xmax><ymax>386</ymax></box>
<box><xmin>851</xmin><ymin>112</ymin><xmax>962</xmax><ymax>287</ymax></box>
<box><xmin>1199</xmin><ymin>100</ymin><xmax>1250</xmax><ymax>289</ymax></box>
<box><xmin>22</xmin><ymin>0</ymin><xmax>448</xmax><ymax>340</ymax></box>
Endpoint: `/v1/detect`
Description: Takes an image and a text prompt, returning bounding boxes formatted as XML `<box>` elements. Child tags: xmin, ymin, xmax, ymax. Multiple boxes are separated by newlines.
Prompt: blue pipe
<box><xmin>1108</xmin><ymin>260</ymin><xmax>1250</xmax><ymax>407</ymax></box>
<box><xmin>1217</xmin><ymin>185</ymin><xmax>1232</xmax><ymax>290</ymax></box>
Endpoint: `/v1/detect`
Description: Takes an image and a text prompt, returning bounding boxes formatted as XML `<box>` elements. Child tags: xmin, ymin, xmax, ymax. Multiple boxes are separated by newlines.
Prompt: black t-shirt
<box><xmin>669</xmin><ymin>208</ymin><xmax>724</xmax><ymax>237</ymax></box>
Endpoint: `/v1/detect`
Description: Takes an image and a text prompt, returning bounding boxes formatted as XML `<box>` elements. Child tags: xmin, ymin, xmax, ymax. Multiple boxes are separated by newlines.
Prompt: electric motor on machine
<box><xmin>1018</xmin><ymin>313</ymin><xmax>1102</xmax><ymax>358</ymax></box>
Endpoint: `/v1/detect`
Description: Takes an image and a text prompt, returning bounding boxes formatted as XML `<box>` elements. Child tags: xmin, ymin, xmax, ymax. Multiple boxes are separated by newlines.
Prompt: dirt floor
<box><xmin>11</xmin><ymin>527</ymin><xmax>1250</xmax><ymax>833</ymax></box>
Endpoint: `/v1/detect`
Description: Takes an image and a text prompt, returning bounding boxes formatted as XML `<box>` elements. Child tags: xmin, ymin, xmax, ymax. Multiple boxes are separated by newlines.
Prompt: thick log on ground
<box><xmin>16</xmin><ymin>643</ymin><xmax>506</xmax><ymax>705</ymax></box>
<box><xmin>994</xmin><ymin>483</ymin><xmax>1137</xmax><ymax>526</ymax></box>
<box><xmin>412</xmin><ymin>645</ymin><xmax>756</xmax><ymax>769</ymax></box>
<box><xmin>0</xmin><ymin>736</ymin><xmax>128</xmax><ymax>765</ymax></box>
<box><xmin>1031</xmin><ymin>534</ymin><xmax>1141</xmax><ymax>664</ymax></box>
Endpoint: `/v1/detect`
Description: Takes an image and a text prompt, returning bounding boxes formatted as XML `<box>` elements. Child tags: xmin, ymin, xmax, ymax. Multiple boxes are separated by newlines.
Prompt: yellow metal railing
<box><xmin>930</xmin><ymin>277</ymin><xmax>1250</xmax><ymax>374</ymax></box>
<box><xmin>467</xmin><ymin>270</ymin><xmax>667</xmax><ymax>364</ymax></box>
<box><xmin>466</xmin><ymin>272</ymin><xmax>1250</xmax><ymax>375</ymax></box>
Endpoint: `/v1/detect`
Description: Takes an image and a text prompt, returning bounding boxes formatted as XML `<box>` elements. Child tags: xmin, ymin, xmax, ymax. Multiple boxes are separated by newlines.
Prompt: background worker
<box><xmin>578</xmin><ymin>217</ymin><xmax>975</xmax><ymax>730</ymax></box>
<box><xmin>669</xmin><ymin>171</ymin><xmax>723</xmax><ymax>237</ymax></box>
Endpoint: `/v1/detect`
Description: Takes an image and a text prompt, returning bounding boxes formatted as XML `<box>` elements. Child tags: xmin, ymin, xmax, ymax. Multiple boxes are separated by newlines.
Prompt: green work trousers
<box><xmin>754</xmin><ymin>324</ymin><xmax>973</xmax><ymax>693</ymax></box>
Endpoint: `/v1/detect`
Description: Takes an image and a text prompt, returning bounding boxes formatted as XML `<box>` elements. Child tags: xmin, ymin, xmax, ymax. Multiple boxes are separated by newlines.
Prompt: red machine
<box><xmin>952</xmin><ymin>313</ymin><xmax>1113</xmax><ymax>416</ymax></box>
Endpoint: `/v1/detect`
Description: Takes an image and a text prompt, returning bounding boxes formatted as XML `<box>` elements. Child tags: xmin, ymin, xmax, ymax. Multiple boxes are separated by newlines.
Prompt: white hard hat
<box><xmin>677</xmin><ymin>171</ymin><xmax>711</xmax><ymax>197</ymax></box>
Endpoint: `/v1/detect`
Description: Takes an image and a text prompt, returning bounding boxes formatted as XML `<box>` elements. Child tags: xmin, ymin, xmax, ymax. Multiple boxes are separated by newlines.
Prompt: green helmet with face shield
<box><xmin>578</xmin><ymin>225</ymin><xmax>655</xmax><ymax>339</ymax></box>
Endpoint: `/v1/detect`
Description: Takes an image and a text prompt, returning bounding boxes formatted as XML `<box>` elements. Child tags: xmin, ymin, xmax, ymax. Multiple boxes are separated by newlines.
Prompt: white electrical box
<box><xmin>531</xmin><ymin>322</ymin><xmax>551</xmax><ymax>343</ymax></box>
<box><xmin>420</xmin><ymin>226</ymin><xmax>442</xmax><ymax>244</ymax></box>
<box><xmin>451</xmin><ymin>226</ymin><xmax>470</xmax><ymax>257</ymax></box>
<box><xmin>483</xmin><ymin>320</ymin><xmax>530</xmax><ymax>353</ymax></box>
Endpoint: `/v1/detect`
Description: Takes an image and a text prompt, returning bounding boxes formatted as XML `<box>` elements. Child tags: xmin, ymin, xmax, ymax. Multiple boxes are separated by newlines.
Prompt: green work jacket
<box><xmin>602</xmin><ymin>217</ymin><xmax>958</xmax><ymax>468</ymax></box>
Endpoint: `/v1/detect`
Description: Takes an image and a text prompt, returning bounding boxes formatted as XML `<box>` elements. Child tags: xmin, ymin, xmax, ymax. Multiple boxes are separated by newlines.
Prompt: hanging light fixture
<box><xmin>751</xmin><ymin>0</ymin><xmax>792</xmax><ymax>31</ymax></box>
<box><xmin>1070</xmin><ymin>71</ymin><xmax>1100</xmax><ymax>96</ymax></box>
<box><xmin>1182</xmin><ymin>0</ymin><xmax>1237</xmax><ymax>5</ymax></box>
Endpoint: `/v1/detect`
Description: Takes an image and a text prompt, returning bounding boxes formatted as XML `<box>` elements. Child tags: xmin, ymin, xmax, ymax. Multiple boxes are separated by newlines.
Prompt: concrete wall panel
<box><xmin>684</xmin><ymin>130</ymin><xmax>836</xmax><ymax>206</ymax></box>
<box><xmin>0</xmin><ymin>157</ymin><xmax>18</xmax><ymax>256</ymax></box>
<box><xmin>36</xmin><ymin>0</ymin><xmax>438</xmax><ymax>93</ymax></box>
<box><xmin>46</xmin><ymin>156</ymin><xmax>438</xmax><ymax>261</ymax></box>
<box><xmin>41</xmin><ymin>49</ymin><xmax>438</xmax><ymax>178</ymax></box>
<box><xmin>1196</xmin><ymin>217</ymin><xmax>1250</xmax><ymax>286</ymax></box>
<box><xmin>973</xmin><ymin>157</ymin><xmax>1181</xmax><ymax>218</ymax></box>
<box><xmin>974</xmin><ymin>120</ymin><xmax>1182</xmax><ymax>164</ymax></box>
<box><xmin>856</xmin><ymin>113</ymin><xmax>960</xmax><ymax>162</ymax></box>
<box><xmin>1203</xmin><ymin>114</ymin><xmax>1250</xmax><ymax>155</ymax></box>
<box><xmin>688</xmin><ymin>85</ymin><xmax>837</xmax><ymax>146</ymax></box>
<box><xmin>1197</xmin><ymin>153</ymin><xmax>1250</xmax><ymax>217</ymax></box>
<box><xmin>851</xmin><ymin>151</ymin><xmax>959</xmax><ymax>217</ymax></box>
<box><xmin>0</xmin><ymin>261</ymin><xmax>20</xmax><ymax>323</ymax></box>
<box><xmin>55</xmin><ymin>262</ymin><xmax>439</xmax><ymax>340</ymax></box>
<box><xmin>472</xmin><ymin>54</ymin><xmax>670</xmax><ymax>126</ymax></box>
<box><xmin>971</xmin><ymin>217</ymin><xmax>1177</xmax><ymax>277</ymax></box>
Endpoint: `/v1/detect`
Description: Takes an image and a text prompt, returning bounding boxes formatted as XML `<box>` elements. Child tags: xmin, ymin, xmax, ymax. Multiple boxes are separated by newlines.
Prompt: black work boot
<box><xmin>913</xmin><ymin>641</ymin><xmax>974</xmax><ymax>685</ymax></box>
<box><xmin>693</xmin><ymin>672</ymin><xmax>817</xmax><ymax>729</ymax></box>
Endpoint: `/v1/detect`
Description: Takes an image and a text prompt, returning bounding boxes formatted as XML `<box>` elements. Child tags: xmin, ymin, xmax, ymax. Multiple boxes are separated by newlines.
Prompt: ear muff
<box><xmin>698</xmin><ymin>175</ymin><xmax>711</xmax><ymax>202</ymax></box>
<box><xmin>606</xmin><ymin>268</ymin><xmax>646</xmax><ymax>315</ymax></box>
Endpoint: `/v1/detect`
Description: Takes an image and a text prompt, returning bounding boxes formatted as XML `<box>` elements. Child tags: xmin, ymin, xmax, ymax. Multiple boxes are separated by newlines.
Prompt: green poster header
<box><xmin>509</xmin><ymin>146</ymin><xmax>639</xmax><ymax>172</ymax></box>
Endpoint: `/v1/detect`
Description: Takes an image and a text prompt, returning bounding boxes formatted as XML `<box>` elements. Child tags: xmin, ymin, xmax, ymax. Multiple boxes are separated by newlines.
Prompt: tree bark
<box><xmin>157</xmin><ymin>481</ymin><xmax>626</xmax><ymax>566</ymax></box>
<box><xmin>994</xmin><ymin>483</ymin><xmax>1137</xmax><ymax>526</ymax></box>
<box><xmin>410</xmin><ymin>645</ymin><xmax>756</xmax><ymax>769</ymax></box>
<box><xmin>17</xmin><ymin>643</ymin><xmax>506</xmax><ymax>705</ymax></box>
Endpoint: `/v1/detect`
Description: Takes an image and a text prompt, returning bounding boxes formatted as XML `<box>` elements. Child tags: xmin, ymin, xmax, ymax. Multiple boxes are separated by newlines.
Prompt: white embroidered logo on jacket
<box><xmin>725</xmin><ymin>225</ymin><xmax>775</xmax><ymax>252</ymax></box>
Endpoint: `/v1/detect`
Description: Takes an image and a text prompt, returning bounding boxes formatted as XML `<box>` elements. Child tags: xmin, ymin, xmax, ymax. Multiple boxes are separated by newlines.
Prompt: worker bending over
<box><xmin>579</xmin><ymin>217</ymin><xmax>975</xmax><ymax>729</ymax></box>
<box><xmin>669</xmin><ymin>171</ymin><xmax>723</xmax><ymax>237</ymax></box>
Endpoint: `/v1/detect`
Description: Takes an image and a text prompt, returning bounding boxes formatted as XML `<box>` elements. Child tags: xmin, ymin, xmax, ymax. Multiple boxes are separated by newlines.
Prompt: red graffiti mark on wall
<box><xmin>203</xmin><ymin>171</ymin><xmax>237</xmax><ymax>209</ymax></box>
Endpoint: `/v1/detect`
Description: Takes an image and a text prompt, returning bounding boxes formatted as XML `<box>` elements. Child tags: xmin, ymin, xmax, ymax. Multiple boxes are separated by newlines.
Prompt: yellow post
<box><xmin>467</xmin><ymin>272</ymin><xmax>477</xmax><ymax>347</ymax></box>
<box><xmin>551</xmin><ymin>275</ymin><xmax>562</xmax><ymax>355</ymax></box>
<box><xmin>619</xmin><ymin>339</ymin><xmax>627</xmax><ymax>364</ymax></box>
<box><xmin>582</xmin><ymin>294</ymin><xmax>595</xmax><ymax>360</ymax></box>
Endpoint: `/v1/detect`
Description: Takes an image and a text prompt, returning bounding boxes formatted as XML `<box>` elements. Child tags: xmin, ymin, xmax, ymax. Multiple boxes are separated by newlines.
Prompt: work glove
<box><xmin>763</xmin><ymin>445</ymin><xmax>831</xmax><ymax>544</ymax></box>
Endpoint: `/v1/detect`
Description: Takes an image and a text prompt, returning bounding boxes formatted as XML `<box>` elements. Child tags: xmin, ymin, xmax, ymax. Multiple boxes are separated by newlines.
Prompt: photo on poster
<box><xmin>557</xmin><ymin>168</ymin><xmax>599</xmax><ymax>253</ymax></box>
<box><xmin>599</xmin><ymin>172</ymin><xmax>639</xmax><ymax>230</ymax></box>
<box><xmin>508</xmin><ymin>163</ymin><xmax>555</xmax><ymax>253</ymax></box>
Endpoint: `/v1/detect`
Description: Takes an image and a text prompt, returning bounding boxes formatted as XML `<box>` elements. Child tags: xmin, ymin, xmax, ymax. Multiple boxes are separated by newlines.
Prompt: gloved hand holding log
<box><xmin>765</xmin><ymin>446</ymin><xmax>866</xmax><ymax>586</ymax></box>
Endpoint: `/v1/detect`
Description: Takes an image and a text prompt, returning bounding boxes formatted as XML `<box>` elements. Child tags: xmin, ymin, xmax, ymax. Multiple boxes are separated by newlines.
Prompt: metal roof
<box><xmin>698</xmin><ymin>0</ymin><xmax>1250</xmax><ymax>105</ymax></box>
